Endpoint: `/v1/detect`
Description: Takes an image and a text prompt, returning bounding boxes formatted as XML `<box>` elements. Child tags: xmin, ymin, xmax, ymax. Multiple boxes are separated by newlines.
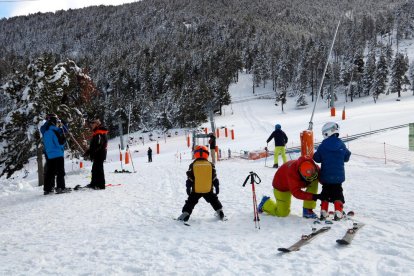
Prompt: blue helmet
<box><xmin>275</xmin><ymin>124</ymin><xmax>281</xmax><ymax>130</ymax></box>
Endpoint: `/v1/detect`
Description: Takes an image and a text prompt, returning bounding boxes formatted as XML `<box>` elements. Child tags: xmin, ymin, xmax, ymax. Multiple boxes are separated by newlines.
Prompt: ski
<box><xmin>278</xmin><ymin>226</ymin><xmax>331</xmax><ymax>253</ymax></box>
<box><xmin>173</xmin><ymin>218</ymin><xmax>190</xmax><ymax>226</ymax></box>
<box><xmin>313</xmin><ymin>210</ymin><xmax>355</xmax><ymax>225</ymax></box>
<box><xmin>336</xmin><ymin>222</ymin><xmax>364</xmax><ymax>245</ymax></box>
<box><xmin>73</xmin><ymin>184</ymin><xmax>121</xmax><ymax>190</ymax></box>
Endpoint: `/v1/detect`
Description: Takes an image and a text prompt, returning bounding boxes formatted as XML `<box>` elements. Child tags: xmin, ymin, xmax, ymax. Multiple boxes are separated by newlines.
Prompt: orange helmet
<box><xmin>194</xmin><ymin>145</ymin><xmax>209</xmax><ymax>159</ymax></box>
<box><xmin>298</xmin><ymin>160</ymin><xmax>318</xmax><ymax>182</ymax></box>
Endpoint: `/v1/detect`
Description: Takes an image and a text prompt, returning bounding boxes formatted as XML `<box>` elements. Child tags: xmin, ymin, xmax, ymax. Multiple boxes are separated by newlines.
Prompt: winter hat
<box><xmin>275</xmin><ymin>124</ymin><xmax>281</xmax><ymax>130</ymax></box>
<box><xmin>47</xmin><ymin>113</ymin><xmax>59</xmax><ymax>125</ymax></box>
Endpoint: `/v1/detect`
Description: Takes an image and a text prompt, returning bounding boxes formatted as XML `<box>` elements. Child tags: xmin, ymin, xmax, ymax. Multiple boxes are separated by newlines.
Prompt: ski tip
<box><xmin>336</xmin><ymin>239</ymin><xmax>350</xmax><ymax>245</ymax></box>
<box><xmin>277</xmin><ymin>248</ymin><xmax>291</xmax><ymax>253</ymax></box>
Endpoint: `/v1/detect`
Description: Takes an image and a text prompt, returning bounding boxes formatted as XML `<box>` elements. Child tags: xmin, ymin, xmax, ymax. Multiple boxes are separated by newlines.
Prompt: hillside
<box><xmin>1</xmin><ymin>0</ymin><xmax>413</xmax><ymax>133</ymax></box>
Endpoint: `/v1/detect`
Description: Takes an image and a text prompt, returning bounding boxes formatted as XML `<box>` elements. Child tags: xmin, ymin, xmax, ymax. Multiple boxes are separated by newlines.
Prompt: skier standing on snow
<box><xmin>42</xmin><ymin>114</ymin><xmax>70</xmax><ymax>195</ymax></box>
<box><xmin>266</xmin><ymin>124</ymin><xmax>288</xmax><ymax>168</ymax></box>
<box><xmin>177</xmin><ymin>145</ymin><xmax>225</xmax><ymax>222</ymax></box>
<box><xmin>84</xmin><ymin>119</ymin><xmax>108</xmax><ymax>190</ymax></box>
<box><xmin>313</xmin><ymin>122</ymin><xmax>351</xmax><ymax>221</ymax></box>
<box><xmin>257</xmin><ymin>156</ymin><xmax>322</xmax><ymax>218</ymax></box>
<box><xmin>208</xmin><ymin>132</ymin><xmax>216</xmax><ymax>163</ymax></box>
<box><xmin>147</xmin><ymin>147</ymin><xmax>152</xmax><ymax>162</ymax></box>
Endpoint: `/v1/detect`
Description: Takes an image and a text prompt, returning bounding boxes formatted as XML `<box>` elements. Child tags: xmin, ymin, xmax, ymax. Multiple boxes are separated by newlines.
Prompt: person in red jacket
<box><xmin>258</xmin><ymin>156</ymin><xmax>322</xmax><ymax>218</ymax></box>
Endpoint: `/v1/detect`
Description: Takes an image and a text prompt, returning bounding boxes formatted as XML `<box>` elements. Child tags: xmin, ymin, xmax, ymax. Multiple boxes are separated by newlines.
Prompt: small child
<box><xmin>313</xmin><ymin>122</ymin><xmax>351</xmax><ymax>220</ymax></box>
<box><xmin>177</xmin><ymin>145</ymin><xmax>225</xmax><ymax>222</ymax></box>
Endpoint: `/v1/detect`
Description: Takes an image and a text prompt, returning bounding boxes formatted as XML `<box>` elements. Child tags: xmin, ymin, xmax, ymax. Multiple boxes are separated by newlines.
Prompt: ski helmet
<box><xmin>275</xmin><ymin>124</ymin><xmax>281</xmax><ymax>130</ymax></box>
<box><xmin>298</xmin><ymin>160</ymin><xmax>318</xmax><ymax>182</ymax></box>
<box><xmin>194</xmin><ymin>145</ymin><xmax>209</xmax><ymax>159</ymax></box>
<box><xmin>322</xmin><ymin>122</ymin><xmax>340</xmax><ymax>139</ymax></box>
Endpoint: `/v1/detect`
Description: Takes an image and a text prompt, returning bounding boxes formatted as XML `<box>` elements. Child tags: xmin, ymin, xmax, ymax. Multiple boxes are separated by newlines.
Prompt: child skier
<box><xmin>313</xmin><ymin>122</ymin><xmax>351</xmax><ymax>220</ymax></box>
<box><xmin>177</xmin><ymin>145</ymin><xmax>225</xmax><ymax>222</ymax></box>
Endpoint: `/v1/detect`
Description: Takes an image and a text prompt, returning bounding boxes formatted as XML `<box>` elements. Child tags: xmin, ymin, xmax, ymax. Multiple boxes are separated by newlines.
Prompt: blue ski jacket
<box><xmin>43</xmin><ymin>124</ymin><xmax>65</xmax><ymax>159</ymax></box>
<box><xmin>313</xmin><ymin>135</ymin><xmax>351</xmax><ymax>184</ymax></box>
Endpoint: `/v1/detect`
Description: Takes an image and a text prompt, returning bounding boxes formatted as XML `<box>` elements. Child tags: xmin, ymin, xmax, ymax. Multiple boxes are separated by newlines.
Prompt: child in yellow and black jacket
<box><xmin>177</xmin><ymin>145</ymin><xmax>225</xmax><ymax>222</ymax></box>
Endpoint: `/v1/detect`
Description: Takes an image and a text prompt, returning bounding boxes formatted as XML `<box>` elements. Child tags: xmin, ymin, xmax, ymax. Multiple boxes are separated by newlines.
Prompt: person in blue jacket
<box><xmin>313</xmin><ymin>122</ymin><xmax>351</xmax><ymax>220</ymax></box>
<box><xmin>42</xmin><ymin>114</ymin><xmax>69</xmax><ymax>195</ymax></box>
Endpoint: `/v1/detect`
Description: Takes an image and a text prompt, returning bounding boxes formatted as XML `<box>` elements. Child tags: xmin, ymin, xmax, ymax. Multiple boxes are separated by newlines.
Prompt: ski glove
<box><xmin>186</xmin><ymin>179</ymin><xmax>192</xmax><ymax>195</ymax></box>
<box><xmin>312</xmin><ymin>193</ymin><xmax>322</xmax><ymax>201</ymax></box>
<box><xmin>213</xmin><ymin>179</ymin><xmax>219</xmax><ymax>194</ymax></box>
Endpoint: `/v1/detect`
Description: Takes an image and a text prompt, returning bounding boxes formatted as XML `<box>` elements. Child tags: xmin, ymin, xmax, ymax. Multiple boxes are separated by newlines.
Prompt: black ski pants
<box><xmin>182</xmin><ymin>192</ymin><xmax>223</xmax><ymax>215</ymax></box>
<box><xmin>91</xmin><ymin>159</ymin><xmax>105</xmax><ymax>189</ymax></box>
<box><xmin>44</xmin><ymin>156</ymin><xmax>65</xmax><ymax>192</ymax></box>
<box><xmin>320</xmin><ymin>183</ymin><xmax>345</xmax><ymax>203</ymax></box>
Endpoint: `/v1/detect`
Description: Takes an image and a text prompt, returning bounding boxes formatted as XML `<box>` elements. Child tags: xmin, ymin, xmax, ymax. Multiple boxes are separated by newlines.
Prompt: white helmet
<box><xmin>322</xmin><ymin>122</ymin><xmax>340</xmax><ymax>139</ymax></box>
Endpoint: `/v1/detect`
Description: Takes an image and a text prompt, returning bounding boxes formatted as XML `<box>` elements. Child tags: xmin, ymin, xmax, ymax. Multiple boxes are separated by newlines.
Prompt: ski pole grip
<box><xmin>242</xmin><ymin>174</ymin><xmax>250</xmax><ymax>187</ymax></box>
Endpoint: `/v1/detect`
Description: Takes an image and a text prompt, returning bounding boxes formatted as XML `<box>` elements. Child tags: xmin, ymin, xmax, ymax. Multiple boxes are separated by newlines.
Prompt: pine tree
<box><xmin>371</xmin><ymin>50</ymin><xmax>388</xmax><ymax>103</ymax></box>
<box><xmin>362</xmin><ymin>45</ymin><xmax>376</xmax><ymax>96</ymax></box>
<box><xmin>0</xmin><ymin>56</ymin><xmax>99</xmax><ymax>178</ymax></box>
<box><xmin>390</xmin><ymin>52</ymin><xmax>409</xmax><ymax>98</ymax></box>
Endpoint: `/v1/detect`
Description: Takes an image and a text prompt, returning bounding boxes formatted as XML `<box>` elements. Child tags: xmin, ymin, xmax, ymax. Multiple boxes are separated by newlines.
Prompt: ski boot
<box><xmin>216</xmin><ymin>209</ymin><xmax>225</xmax><ymax>220</ymax></box>
<box><xmin>177</xmin><ymin>212</ymin><xmax>190</xmax><ymax>222</ymax></box>
<box><xmin>257</xmin><ymin>196</ymin><xmax>270</xmax><ymax>213</ymax></box>
<box><xmin>303</xmin><ymin>208</ymin><xmax>318</xmax><ymax>219</ymax></box>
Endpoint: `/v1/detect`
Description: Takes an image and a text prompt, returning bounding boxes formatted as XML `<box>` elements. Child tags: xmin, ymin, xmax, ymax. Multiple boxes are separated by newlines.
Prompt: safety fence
<box><xmin>347</xmin><ymin>141</ymin><xmax>414</xmax><ymax>165</ymax></box>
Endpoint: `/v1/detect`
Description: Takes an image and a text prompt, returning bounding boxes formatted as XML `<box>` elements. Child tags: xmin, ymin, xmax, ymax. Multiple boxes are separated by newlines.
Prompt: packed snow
<box><xmin>1</xmin><ymin>72</ymin><xmax>414</xmax><ymax>275</ymax></box>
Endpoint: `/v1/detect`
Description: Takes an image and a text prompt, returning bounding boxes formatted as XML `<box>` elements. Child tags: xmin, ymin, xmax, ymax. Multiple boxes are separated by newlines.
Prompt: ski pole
<box><xmin>119</xmin><ymin>144</ymin><xmax>124</xmax><ymax>171</ymax></box>
<box><xmin>242</xmin><ymin>171</ymin><xmax>261</xmax><ymax>229</ymax></box>
<box><xmin>61</xmin><ymin>124</ymin><xmax>85</xmax><ymax>155</ymax></box>
<box><xmin>265</xmin><ymin>143</ymin><xmax>268</xmax><ymax>167</ymax></box>
<box><xmin>127</xmin><ymin>145</ymin><xmax>136</xmax><ymax>172</ymax></box>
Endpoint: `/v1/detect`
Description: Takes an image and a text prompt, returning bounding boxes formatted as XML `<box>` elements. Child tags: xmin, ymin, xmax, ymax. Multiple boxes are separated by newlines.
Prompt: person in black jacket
<box><xmin>177</xmin><ymin>145</ymin><xmax>225</xmax><ymax>222</ymax></box>
<box><xmin>84</xmin><ymin>119</ymin><xmax>108</xmax><ymax>190</ymax></box>
<box><xmin>147</xmin><ymin>147</ymin><xmax>152</xmax><ymax>162</ymax></box>
<box><xmin>266</xmin><ymin>124</ymin><xmax>288</xmax><ymax>168</ymax></box>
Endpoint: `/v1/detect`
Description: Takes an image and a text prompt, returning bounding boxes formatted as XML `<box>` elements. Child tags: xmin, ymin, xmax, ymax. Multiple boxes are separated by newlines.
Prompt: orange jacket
<box><xmin>272</xmin><ymin>156</ymin><xmax>320</xmax><ymax>201</ymax></box>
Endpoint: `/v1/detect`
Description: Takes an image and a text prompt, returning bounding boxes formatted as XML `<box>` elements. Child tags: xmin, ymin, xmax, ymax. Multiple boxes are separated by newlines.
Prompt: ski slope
<box><xmin>1</xmin><ymin>73</ymin><xmax>414</xmax><ymax>275</ymax></box>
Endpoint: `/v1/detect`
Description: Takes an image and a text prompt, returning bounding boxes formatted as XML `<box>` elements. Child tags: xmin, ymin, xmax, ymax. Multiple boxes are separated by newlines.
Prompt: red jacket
<box><xmin>272</xmin><ymin>156</ymin><xmax>320</xmax><ymax>201</ymax></box>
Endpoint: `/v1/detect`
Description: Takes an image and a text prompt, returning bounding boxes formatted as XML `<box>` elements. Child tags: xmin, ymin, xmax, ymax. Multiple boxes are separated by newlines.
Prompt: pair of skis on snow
<box><xmin>73</xmin><ymin>183</ymin><xmax>122</xmax><ymax>190</ymax></box>
<box><xmin>277</xmin><ymin>221</ymin><xmax>364</xmax><ymax>253</ymax></box>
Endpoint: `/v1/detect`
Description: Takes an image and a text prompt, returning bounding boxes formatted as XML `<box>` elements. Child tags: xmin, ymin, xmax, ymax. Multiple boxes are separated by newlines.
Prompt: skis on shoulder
<box><xmin>278</xmin><ymin>226</ymin><xmax>331</xmax><ymax>253</ymax></box>
<box><xmin>336</xmin><ymin>222</ymin><xmax>364</xmax><ymax>245</ymax></box>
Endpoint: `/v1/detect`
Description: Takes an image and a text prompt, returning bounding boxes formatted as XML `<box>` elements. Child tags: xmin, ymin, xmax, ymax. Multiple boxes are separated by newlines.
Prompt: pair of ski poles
<box><xmin>243</xmin><ymin>171</ymin><xmax>261</xmax><ymax>229</ymax></box>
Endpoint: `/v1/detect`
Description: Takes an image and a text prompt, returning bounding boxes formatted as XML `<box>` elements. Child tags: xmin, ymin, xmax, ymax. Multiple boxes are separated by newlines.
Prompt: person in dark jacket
<box><xmin>42</xmin><ymin>114</ymin><xmax>69</xmax><ymax>195</ymax></box>
<box><xmin>84</xmin><ymin>119</ymin><xmax>108</xmax><ymax>190</ymax></box>
<box><xmin>177</xmin><ymin>145</ymin><xmax>225</xmax><ymax>222</ymax></box>
<box><xmin>313</xmin><ymin>122</ymin><xmax>351</xmax><ymax>220</ymax></box>
<box><xmin>266</xmin><ymin>124</ymin><xmax>288</xmax><ymax>168</ymax></box>
<box><xmin>147</xmin><ymin>147</ymin><xmax>152</xmax><ymax>162</ymax></box>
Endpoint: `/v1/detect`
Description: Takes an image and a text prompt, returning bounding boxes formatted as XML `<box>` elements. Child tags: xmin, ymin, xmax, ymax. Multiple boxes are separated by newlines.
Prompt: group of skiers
<box><xmin>177</xmin><ymin>121</ymin><xmax>351</xmax><ymax>222</ymax></box>
<box><xmin>41</xmin><ymin>113</ymin><xmax>350</xmax><ymax>222</ymax></box>
<box><xmin>40</xmin><ymin>114</ymin><xmax>108</xmax><ymax>195</ymax></box>
<box><xmin>259</xmin><ymin>122</ymin><xmax>351</xmax><ymax>220</ymax></box>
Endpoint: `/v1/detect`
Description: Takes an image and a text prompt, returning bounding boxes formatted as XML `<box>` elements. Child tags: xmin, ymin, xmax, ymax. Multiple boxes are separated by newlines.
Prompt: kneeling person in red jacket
<box><xmin>177</xmin><ymin>145</ymin><xmax>225</xmax><ymax>222</ymax></box>
<box><xmin>258</xmin><ymin>156</ymin><xmax>322</xmax><ymax>219</ymax></box>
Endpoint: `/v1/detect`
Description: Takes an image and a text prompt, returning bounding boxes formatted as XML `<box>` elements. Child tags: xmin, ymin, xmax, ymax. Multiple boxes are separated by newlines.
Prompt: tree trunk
<box><xmin>37</xmin><ymin>144</ymin><xmax>44</xmax><ymax>186</ymax></box>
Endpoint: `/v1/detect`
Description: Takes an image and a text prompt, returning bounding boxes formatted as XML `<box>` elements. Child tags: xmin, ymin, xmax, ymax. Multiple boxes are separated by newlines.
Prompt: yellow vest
<box><xmin>193</xmin><ymin>160</ymin><xmax>213</xmax><ymax>193</ymax></box>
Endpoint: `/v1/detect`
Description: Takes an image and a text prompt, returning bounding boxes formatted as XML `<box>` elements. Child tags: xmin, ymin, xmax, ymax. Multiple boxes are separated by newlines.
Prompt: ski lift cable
<box><xmin>308</xmin><ymin>20</ymin><xmax>341</xmax><ymax>131</ymax></box>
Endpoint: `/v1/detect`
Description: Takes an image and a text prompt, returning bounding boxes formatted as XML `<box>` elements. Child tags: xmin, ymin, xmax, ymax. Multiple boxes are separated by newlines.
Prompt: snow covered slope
<box><xmin>1</xmin><ymin>72</ymin><xmax>414</xmax><ymax>275</ymax></box>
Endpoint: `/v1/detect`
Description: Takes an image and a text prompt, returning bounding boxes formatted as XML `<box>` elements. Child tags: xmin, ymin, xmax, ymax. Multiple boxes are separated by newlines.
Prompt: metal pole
<box><xmin>308</xmin><ymin>20</ymin><xmax>341</xmax><ymax>131</ymax></box>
